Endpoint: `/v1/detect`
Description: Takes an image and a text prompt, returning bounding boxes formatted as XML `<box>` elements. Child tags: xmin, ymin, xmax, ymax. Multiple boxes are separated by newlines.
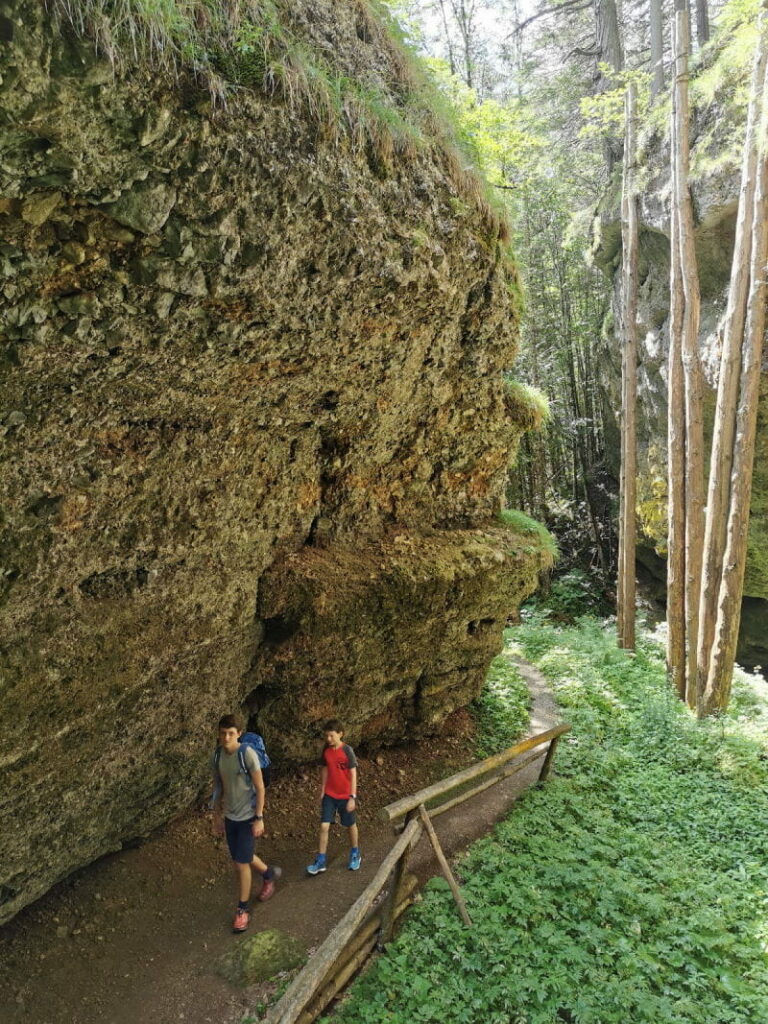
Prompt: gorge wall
<box><xmin>594</xmin><ymin>95</ymin><xmax>768</xmax><ymax>670</ymax></box>
<box><xmin>0</xmin><ymin>1</ymin><xmax>547</xmax><ymax>923</ymax></box>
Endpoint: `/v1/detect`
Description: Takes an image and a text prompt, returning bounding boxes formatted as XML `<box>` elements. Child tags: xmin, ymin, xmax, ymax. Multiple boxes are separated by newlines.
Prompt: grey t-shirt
<box><xmin>213</xmin><ymin>746</ymin><xmax>261</xmax><ymax>822</ymax></box>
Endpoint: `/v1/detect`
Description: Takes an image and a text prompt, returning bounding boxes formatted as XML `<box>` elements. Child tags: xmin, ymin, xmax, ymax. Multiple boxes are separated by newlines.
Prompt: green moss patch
<box><xmin>216</xmin><ymin>928</ymin><xmax>306</xmax><ymax>987</ymax></box>
<box><xmin>503</xmin><ymin>379</ymin><xmax>550</xmax><ymax>432</ymax></box>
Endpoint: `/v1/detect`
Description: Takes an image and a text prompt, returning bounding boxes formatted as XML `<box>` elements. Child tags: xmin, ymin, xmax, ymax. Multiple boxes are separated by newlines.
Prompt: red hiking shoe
<box><xmin>232</xmin><ymin>907</ymin><xmax>250</xmax><ymax>933</ymax></box>
<box><xmin>258</xmin><ymin>866</ymin><xmax>282</xmax><ymax>902</ymax></box>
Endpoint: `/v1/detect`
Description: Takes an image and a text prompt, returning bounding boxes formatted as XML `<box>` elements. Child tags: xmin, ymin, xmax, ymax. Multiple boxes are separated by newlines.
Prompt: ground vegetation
<box><xmin>327</xmin><ymin>616</ymin><xmax>768</xmax><ymax>1023</ymax></box>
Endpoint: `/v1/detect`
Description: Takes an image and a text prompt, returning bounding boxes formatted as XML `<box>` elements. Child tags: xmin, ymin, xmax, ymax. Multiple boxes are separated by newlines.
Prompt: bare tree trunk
<box><xmin>437</xmin><ymin>0</ymin><xmax>458</xmax><ymax>77</ymax></box>
<box><xmin>594</xmin><ymin>0</ymin><xmax>624</xmax><ymax>170</ymax></box>
<box><xmin>697</xmin><ymin>26</ymin><xmax>768</xmax><ymax>698</ymax></box>
<box><xmin>450</xmin><ymin>0</ymin><xmax>477</xmax><ymax>89</ymax></box>
<box><xmin>650</xmin><ymin>0</ymin><xmax>665</xmax><ymax>97</ymax></box>
<box><xmin>667</xmin><ymin>38</ymin><xmax>687</xmax><ymax>702</ymax></box>
<box><xmin>595</xmin><ymin>0</ymin><xmax>624</xmax><ymax>77</ymax></box>
<box><xmin>618</xmin><ymin>82</ymin><xmax>639</xmax><ymax>650</ymax></box>
<box><xmin>695</xmin><ymin>0</ymin><xmax>710</xmax><ymax>47</ymax></box>
<box><xmin>701</xmin><ymin>14</ymin><xmax>768</xmax><ymax>715</ymax></box>
<box><xmin>673</xmin><ymin>0</ymin><xmax>705</xmax><ymax>710</ymax></box>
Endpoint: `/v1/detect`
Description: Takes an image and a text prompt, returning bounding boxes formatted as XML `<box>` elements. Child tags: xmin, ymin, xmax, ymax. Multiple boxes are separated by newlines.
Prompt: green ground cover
<box><xmin>470</xmin><ymin>654</ymin><xmax>531</xmax><ymax>759</ymax></box>
<box><xmin>325</xmin><ymin>617</ymin><xmax>768</xmax><ymax>1024</ymax></box>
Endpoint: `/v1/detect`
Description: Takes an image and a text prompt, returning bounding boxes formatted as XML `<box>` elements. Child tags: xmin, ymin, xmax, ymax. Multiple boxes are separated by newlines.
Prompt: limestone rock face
<box><xmin>250</xmin><ymin>527</ymin><xmax>545</xmax><ymax>760</ymax></box>
<box><xmin>594</xmin><ymin>117</ymin><xmax>767</xmax><ymax>669</ymax></box>
<box><xmin>0</xmin><ymin>2</ymin><xmax>541</xmax><ymax>923</ymax></box>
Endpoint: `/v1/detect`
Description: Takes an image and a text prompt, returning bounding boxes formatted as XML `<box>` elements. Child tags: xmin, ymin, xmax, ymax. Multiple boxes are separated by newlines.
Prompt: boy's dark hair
<box><xmin>218</xmin><ymin>714</ymin><xmax>242</xmax><ymax>731</ymax></box>
<box><xmin>323</xmin><ymin>719</ymin><xmax>343</xmax><ymax>734</ymax></box>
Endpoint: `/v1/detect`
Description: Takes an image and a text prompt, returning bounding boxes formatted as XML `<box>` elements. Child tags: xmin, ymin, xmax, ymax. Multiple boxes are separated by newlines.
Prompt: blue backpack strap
<box><xmin>237</xmin><ymin>745</ymin><xmax>250</xmax><ymax>777</ymax></box>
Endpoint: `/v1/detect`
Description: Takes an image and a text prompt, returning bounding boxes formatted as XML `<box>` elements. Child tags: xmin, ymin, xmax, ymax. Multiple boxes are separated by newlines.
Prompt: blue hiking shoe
<box><xmin>348</xmin><ymin>848</ymin><xmax>362</xmax><ymax>871</ymax></box>
<box><xmin>306</xmin><ymin>853</ymin><xmax>327</xmax><ymax>876</ymax></box>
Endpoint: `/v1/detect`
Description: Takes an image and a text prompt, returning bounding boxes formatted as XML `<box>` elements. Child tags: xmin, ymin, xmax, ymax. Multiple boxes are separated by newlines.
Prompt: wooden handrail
<box><xmin>265</xmin><ymin>817</ymin><xmax>422</xmax><ymax>1024</ymax></box>
<box><xmin>427</xmin><ymin>747</ymin><xmax>546</xmax><ymax>820</ymax></box>
<box><xmin>380</xmin><ymin>724</ymin><xmax>571</xmax><ymax>823</ymax></box>
<box><xmin>265</xmin><ymin>721</ymin><xmax>571</xmax><ymax>1024</ymax></box>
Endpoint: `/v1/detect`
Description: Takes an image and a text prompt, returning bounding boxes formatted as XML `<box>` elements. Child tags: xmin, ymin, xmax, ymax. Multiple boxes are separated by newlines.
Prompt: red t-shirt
<box><xmin>321</xmin><ymin>743</ymin><xmax>358</xmax><ymax>799</ymax></box>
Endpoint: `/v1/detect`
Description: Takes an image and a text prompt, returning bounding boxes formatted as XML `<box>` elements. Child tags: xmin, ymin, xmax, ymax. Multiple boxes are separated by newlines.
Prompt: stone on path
<box><xmin>216</xmin><ymin>929</ymin><xmax>306</xmax><ymax>987</ymax></box>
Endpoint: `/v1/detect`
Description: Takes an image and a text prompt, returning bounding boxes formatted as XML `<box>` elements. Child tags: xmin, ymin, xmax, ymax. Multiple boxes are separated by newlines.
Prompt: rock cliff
<box><xmin>0</xmin><ymin>0</ymin><xmax>546</xmax><ymax>923</ymax></box>
<box><xmin>594</xmin><ymin>81</ymin><xmax>767</xmax><ymax>669</ymax></box>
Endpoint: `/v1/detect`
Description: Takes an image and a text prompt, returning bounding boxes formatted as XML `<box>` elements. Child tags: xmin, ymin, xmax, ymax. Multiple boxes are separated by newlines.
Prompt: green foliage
<box><xmin>531</xmin><ymin>568</ymin><xmax>609</xmax><ymax>620</ymax></box>
<box><xmin>580</xmin><ymin>67</ymin><xmax>652</xmax><ymax>144</ymax></box>
<box><xmin>470</xmin><ymin>654</ymin><xmax>531</xmax><ymax>759</ymax></box>
<box><xmin>497</xmin><ymin>509</ymin><xmax>559</xmax><ymax>562</ymax></box>
<box><xmin>328</xmin><ymin>619</ymin><xmax>768</xmax><ymax>1024</ymax></box>
<box><xmin>688</xmin><ymin>0</ymin><xmax>762</xmax><ymax>183</ymax></box>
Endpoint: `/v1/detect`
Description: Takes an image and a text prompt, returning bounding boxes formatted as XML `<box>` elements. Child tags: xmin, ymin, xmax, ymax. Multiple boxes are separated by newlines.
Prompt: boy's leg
<box><xmin>339</xmin><ymin>804</ymin><xmax>361</xmax><ymax>870</ymax></box>
<box><xmin>251</xmin><ymin>853</ymin><xmax>268</xmax><ymax>873</ymax></box>
<box><xmin>318</xmin><ymin>821</ymin><xmax>330</xmax><ymax>854</ymax></box>
<box><xmin>308</xmin><ymin>797</ymin><xmax>336</xmax><ymax>874</ymax></box>
<box><xmin>224</xmin><ymin>818</ymin><xmax>256</xmax><ymax>931</ymax></box>
<box><xmin>235</xmin><ymin>861</ymin><xmax>252</xmax><ymax>903</ymax></box>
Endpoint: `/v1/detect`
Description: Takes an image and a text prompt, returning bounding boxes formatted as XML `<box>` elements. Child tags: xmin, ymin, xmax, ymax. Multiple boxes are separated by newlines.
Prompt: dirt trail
<box><xmin>0</xmin><ymin>655</ymin><xmax>559</xmax><ymax>1024</ymax></box>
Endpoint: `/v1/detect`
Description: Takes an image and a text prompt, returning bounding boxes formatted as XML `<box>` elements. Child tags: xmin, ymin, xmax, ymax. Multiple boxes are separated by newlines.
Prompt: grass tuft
<box><xmin>47</xmin><ymin>0</ymin><xmax>513</xmax><ymax>247</ymax></box>
<box><xmin>503</xmin><ymin>379</ymin><xmax>550</xmax><ymax>431</ymax></box>
<box><xmin>497</xmin><ymin>508</ymin><xmax>559</xmax><ymax>562</ymax></box>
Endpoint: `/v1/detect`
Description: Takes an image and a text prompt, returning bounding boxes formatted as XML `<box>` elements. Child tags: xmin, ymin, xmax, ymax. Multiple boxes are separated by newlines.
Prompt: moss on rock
<box><xmin>216</xmin><ymin>929</ymin><xmax>306</xmax><ymax>987</ymax></box>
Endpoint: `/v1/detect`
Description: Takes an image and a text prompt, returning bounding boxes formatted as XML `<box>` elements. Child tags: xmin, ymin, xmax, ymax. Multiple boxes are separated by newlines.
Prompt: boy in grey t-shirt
<box><xmin>211</xmin><ymin>714</ymin><xmax>280</xmax><ymax>933</ymax></box>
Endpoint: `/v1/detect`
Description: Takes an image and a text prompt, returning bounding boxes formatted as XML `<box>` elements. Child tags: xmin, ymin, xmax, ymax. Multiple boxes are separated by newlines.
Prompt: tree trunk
<box><xmin>667</xmin><ymin>40</ymin><xmax>687</xmax><ymax>702</ymax></box>
<box><xmin>701</xmin><ymin>12</ymin><xmax>768</xmax><ymax>715</ymax></box>
<box><xmin>618</xmin><ymin>82</ymin><xmax>639</xmax><ymax>651</ymax></box>
<box><xmin>695</xmin><ymin>0</ymin><xmax>710</xmax><ymax>47</ymax></box>
<box><xmin>650</xmin><ymin>0</ymin><xmax>665</xmax><ymax>97</ymax></box>
<box><xmin>673</xmin><ymin>0</ymin><xmax>705</xmax><ymax>710</ymax></box>
<box><xmin>595</xmin><ymin>0</ymin><xmax>624</xmax><ymax>77</ymax></box>
<box><xmin>594</xmin><ymin>0</ymin><xmax>624</xmax><ymax>170</ymax></box>
<box><xmin>697</xmin><ymin>24</ymin><xmax>767</xmax><ymax>698</ymax></box>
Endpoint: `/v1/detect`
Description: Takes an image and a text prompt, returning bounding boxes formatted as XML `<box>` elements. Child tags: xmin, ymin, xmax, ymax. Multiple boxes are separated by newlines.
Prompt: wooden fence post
<box><xmin>417</xmin><ymin>804</ymin><xmax>472</xmax><ymax>927</ymax></box>
<box><xmin>378</xmin><ymin>810</ymin><xmax>418</xmax><ymax>948</ymax></box>
<box><xmin>537</xmin><ymin>735</ymin><xmax>561</xmax><ymax>784</ymax></box>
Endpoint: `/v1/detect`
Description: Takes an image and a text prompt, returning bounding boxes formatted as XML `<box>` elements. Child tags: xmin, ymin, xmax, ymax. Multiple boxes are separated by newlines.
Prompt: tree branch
<box><xmin>510</xmin><ymin>0</ymin><xmax>593</xmax><ymax>37</ymax></box>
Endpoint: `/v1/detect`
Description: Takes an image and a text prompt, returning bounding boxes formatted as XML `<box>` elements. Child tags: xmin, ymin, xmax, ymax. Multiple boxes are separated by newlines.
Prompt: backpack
<box><xmin>210</xmin><ymin>732</ymin><xmax>271</xmax><ymax>810</ymax></box>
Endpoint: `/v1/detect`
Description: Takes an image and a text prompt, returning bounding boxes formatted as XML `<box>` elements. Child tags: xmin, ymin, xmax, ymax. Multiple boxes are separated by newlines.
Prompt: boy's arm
<box><xmin>250</xmin><ymin>765</ymin><xmax>265</xmax><ymax>837</ymax></box>
<box><xmin>347</xmin><ymin>767</ymin><xmax>357</xmax><ymax>811</ymax></box>
<box><xmin>249</xmin><ymin>766</ymin><xmax>265</xmax><ymax>816</ymax></box>
<box><xmin>319</xmin><ymin>765</ymin><xmax>328</xmax><ymax>801</ymax></box>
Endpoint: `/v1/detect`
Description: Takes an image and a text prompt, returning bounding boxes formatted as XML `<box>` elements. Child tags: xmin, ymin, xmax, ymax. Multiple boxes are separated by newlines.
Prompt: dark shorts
<box><xmin>321</xmin><ymin>794</ymin><xmax>356</xmax><ymax>827</ymax></box>
<box><xmin>224</xmin><ymin>816</ymin><xmax>256</xmax><ymax>864</ymax></box>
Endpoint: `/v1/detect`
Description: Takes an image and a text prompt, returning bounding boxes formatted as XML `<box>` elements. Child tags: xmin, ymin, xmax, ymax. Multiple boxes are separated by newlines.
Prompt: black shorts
<box><xmin>321</xmin><ymin>794</ymin><xmax>356</xmax><ymax>827</ymax></box>
<box><xmin>224</xmin><ymin>816</ymin><xmax>256</xmax><ymax>864</ymax></box>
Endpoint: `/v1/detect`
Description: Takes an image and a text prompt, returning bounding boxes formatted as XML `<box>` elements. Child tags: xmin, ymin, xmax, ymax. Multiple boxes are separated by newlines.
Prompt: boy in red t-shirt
<box><xmin>307</xmin><ymin>719</ymin><xmax>361</xmax><ymax>874</ymax></box>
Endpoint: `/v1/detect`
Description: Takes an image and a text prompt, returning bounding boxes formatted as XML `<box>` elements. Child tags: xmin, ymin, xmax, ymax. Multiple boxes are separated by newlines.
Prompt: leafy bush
<box><xmin>327</xmin><ymin>619</ymin><xmax>768</xmax><ymax>1024</ymax></box>
<box><xmin>470</xmin><ymin>654</ymin><xmax>531</xmax><ymax>758</ymax></box>
<box><xmin>532</xmin><ymin>568</ymin><xmax>610</xmax><ymax>621</ymax></box>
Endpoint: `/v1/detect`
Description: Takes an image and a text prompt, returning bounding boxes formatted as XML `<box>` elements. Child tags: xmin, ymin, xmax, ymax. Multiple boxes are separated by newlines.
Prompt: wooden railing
<box><xmin>264</xmin><ymin>723</ymin><xmax>570</xmax><ymax>1024</ymax></box>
